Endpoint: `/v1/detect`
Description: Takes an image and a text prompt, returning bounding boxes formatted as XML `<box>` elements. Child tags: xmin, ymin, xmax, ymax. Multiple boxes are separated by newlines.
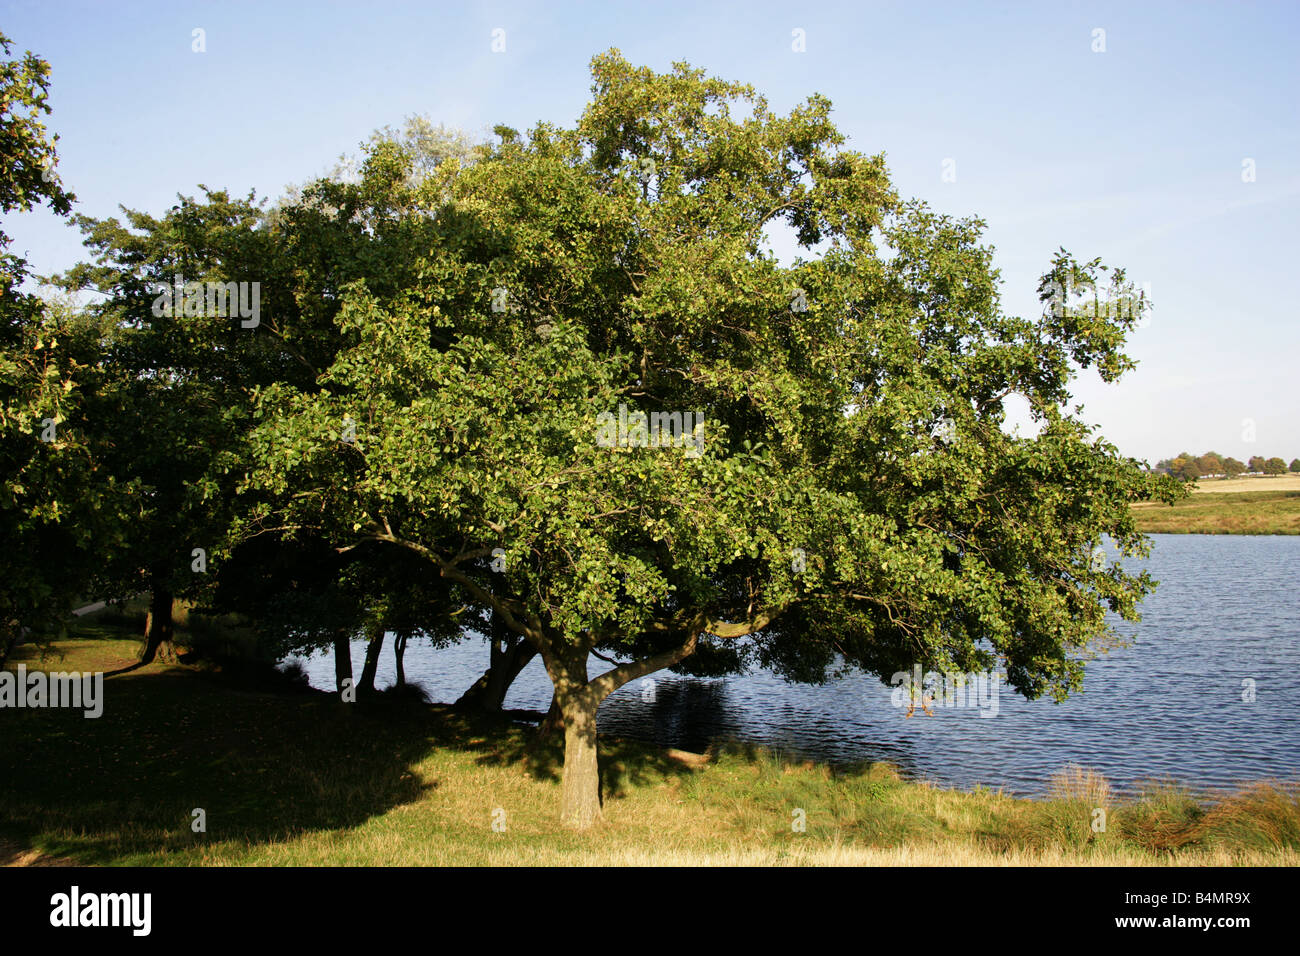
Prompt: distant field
<box><xmin>1191</xmin><ymin>474</ymin><xmax>1300</xmax><ymax>494</ymax></box>
<box><xmin>1132</xmin><ymin>487</ymin><xmax>1300</xmax><ymax>535</ymax></box>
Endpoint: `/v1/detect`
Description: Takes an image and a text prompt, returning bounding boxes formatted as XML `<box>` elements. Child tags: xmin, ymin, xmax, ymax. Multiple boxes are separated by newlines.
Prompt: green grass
<box><xmin>2</xmin><ymin>634</ymin><xmax>1298</xmax><ymax>866</ymax></box>
<box><xmin>1131</xmin><ymin>489</ymin><xmax>1300</xmax><ymax>535</ymax></box>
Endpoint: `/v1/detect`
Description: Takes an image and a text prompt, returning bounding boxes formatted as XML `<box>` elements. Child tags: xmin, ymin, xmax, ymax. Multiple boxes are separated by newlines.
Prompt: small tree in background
<box><xmin>1168</xmin><ymin>454</ymin><xmax>1201</xmax><ymax>481</ymax></box>
<box><xmin>1196</xmin><ymin>451</ymin><xmax>1224</xmax><ymax>476</ymax></box>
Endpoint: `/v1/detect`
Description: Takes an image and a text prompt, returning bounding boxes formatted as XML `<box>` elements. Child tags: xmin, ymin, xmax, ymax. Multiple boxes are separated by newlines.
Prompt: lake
<box><xmin>291</xmin><ymin>534</ymin><xmax>1300</xmax><ymax>797</ymax></box>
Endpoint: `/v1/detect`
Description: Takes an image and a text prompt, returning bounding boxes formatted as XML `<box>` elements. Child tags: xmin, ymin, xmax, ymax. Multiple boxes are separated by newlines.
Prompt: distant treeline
<box><xmin>1155</xmin><ymin>452</ymin><xmax>1300</xmax><ymax>480</ymax></box>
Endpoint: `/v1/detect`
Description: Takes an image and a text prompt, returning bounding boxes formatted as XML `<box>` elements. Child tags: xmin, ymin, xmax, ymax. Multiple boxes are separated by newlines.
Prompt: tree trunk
<box><xmin>140</xmin><ymin>570</ymin><xmax>176</xmax><ymax>664</ymax></box>
<box><xmin>545</xmin><ymin>630</ymin><xmax>701</xmax><ymax>828</ymax></box>
<box><xmin>455</xmin><ymin>631</ymin><xmax>536</xmax><ymax>713</ymax></box>
<box><xmin>333</xmin><ymin>630</ymin><xmax>354</xmax><ymax>697</ymax></box>
<box><xmin>542</xmin><ymin>645</ymin><xmax>604</xmax><ymax>829</ymax></box>
<box><xmin>537</xmin><ymin>693</ymin><xmax>564</xmax><ymax>740</ymax></box>
<box><xmin>358</xmin><ymin>623</ymin><xmax>385</xmax><ymax>695</ymax></box>
<box><xmin>559</xmin><ymin>692</ymin><xmax>603</xmax><ymax>829</ymax></box>
<box><xmin>393</xmin><ymin>633</ymin><xmax>408</xmax><ymax>687</ymax></box>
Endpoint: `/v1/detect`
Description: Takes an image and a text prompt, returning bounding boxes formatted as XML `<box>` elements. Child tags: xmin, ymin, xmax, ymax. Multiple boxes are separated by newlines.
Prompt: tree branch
<box><xmin>368</xmin><ymin>532</ymin><xmax>537</xmax><ymax>643</ymax></box>
<box><xmin>587</xmin><ymin>629</ymin><xmax>699</xmax><ymax>701</ymax></box>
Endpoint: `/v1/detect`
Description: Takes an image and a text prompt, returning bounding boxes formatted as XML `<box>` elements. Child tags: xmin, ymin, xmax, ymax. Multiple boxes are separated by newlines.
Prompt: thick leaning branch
<box><xmin>583</xmin><ymin>606</ymin><xmax>780</xmax><ymax>702</ymax></box>
<box><xmin>586</xmin><ymin>629</ymin><xmax>700</xmax><ymax>701</ymax></box>
<box><xmin>705</xmin><ymin>609</ymin><xmax>776</xmax><ymax>638</ymax></box>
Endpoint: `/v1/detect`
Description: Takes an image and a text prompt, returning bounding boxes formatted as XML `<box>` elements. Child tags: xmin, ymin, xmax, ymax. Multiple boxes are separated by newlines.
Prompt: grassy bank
<box><xmin>2</xmin><ymin>634</ymin><xmax>1298</xmax><ymax>866</ymax></box>
<box><xmin>1131</xmin><ymin>488</ymin><xmax>1300</xmax><ymax>534</ymax></box>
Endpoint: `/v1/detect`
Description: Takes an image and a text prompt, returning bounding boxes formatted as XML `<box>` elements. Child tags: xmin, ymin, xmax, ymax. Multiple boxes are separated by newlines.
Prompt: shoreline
<box><xmin>3</xmin><ymin>636</ymin><xmax>1297</xmax><ymax>867</ymax></box>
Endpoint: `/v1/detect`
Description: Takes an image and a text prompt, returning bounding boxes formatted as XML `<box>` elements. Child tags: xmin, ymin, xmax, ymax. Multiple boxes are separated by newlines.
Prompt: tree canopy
<box><xmin>241</xmin><ymin>50</ymin><xmax>1183</xmax><ymax>827</ymax></box>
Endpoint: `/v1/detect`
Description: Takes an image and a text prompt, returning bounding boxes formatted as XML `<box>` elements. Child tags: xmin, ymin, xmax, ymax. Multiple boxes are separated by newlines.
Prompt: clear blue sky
<box><xmin>4</xmin><ymin>0</ymin><xmax>1297</xmax><ymax>464</ymax></box>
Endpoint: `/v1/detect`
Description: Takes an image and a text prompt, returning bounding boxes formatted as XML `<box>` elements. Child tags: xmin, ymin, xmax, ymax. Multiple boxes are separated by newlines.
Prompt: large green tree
<box><xmin>247</xmin><ymin>51</ymin><xmax>1185</xmax><ymax>827</ymax></box>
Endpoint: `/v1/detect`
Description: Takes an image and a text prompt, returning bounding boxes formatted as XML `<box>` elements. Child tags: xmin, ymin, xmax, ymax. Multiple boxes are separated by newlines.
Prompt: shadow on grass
<box><xmin>0</xmin><ymin>645</ymin><xmax>730</xmax><ymax>863</ymax></box>
<box><xmin>0</xmin><ymin>660</ymin><xmax>446</xmax><ymax>865</ymax></box>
